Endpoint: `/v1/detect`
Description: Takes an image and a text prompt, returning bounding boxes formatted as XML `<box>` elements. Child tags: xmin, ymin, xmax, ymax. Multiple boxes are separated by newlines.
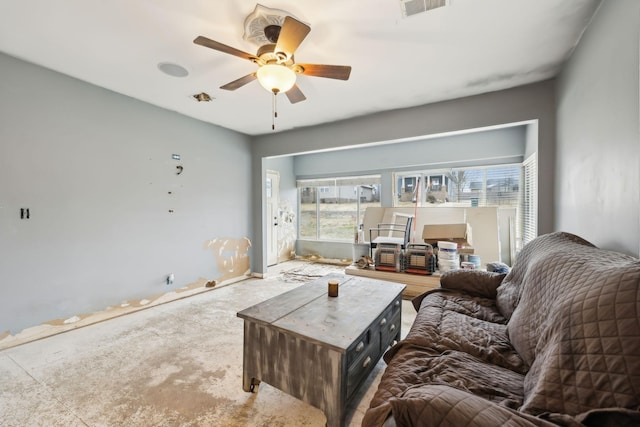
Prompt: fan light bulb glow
<box><xmin>257</xmin><ymin>64</ymin><xmax>296</xmax><ymax>94</ymax></box>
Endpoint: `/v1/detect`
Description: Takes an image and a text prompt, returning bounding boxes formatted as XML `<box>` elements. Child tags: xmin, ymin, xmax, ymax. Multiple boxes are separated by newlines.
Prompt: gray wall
<box><xmin>556</xmin><ymin>0</ymin><xmax>640</xmax><ymax>256</ymax></box>
<box><xmin>524</xmin><ymin>123</ymin><xmax>539</xmax><ymax>159</ymax></box>
<box><xmin>252</xmin><ymin>81</ymin><xmax>556</xmax><ymax>274</ymax></box>
<box><xmin>265</xmin><ymin>156</ymin><xmax>297</xmax><ymax>210</ymax></box>
<box><xmin>294</xmin><ymin>126</ymin><xmax>526</xmax><ymax>178</ymax></box>
<box><xmin>0</xmin><ymin>52</ymin><xmax>252</xmax><ymax>333</ymax></box>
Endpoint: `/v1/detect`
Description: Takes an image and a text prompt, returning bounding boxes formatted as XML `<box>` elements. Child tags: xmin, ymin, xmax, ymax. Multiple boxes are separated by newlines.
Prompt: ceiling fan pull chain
<box><xmin>272</xmin><ymin>91</ymin><xmax>276</xmax><ymax>130</ymax></box>
<box><xmin>275</xmin><ymin>92</ymin><xmax>278</xmax><ymax>119</ymax></box>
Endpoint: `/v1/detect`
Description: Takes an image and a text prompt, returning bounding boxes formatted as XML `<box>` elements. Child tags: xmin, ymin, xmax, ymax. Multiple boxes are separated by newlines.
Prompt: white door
<box><xmin>266</xmin><ymin>171</ymin><xmax>280</xmax><ymax>266</ymax></box>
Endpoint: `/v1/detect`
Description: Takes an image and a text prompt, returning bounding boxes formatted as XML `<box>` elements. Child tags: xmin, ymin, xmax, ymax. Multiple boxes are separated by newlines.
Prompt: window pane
<box><xmin>485</xmin><ymin>166</ymin><xmax>520</xmax><ymax>206</ymax></box>
<box><xmin>319</xmin><ymin>199</ymin><xmax>356</xmax><ymax>240</ymax></box>
<box><xmin>299</xmin><ymin>187</ymin><xmax>317</xmax><ymax>239</ymax></box>
<box><xmin>317</xmin><ymin>186</ymin><xmax>356</xmax><ymax>240</ymax></box>
<box><xmin>425</xmin><ymin>174</ymin><xmax>448</xmax><ymax>204</ymax></box>
<box><xmin>396</xmin><ymin>174</ymin><xmax>420</xmax><ymax>207</ymax></box>
<box><xmin>359</xmin><ymin>185</ymin><xmax>381</xmax><ymax>230</ymax></box>
<box><xmin>298</xmin><ymin>177</ymin><xmax>381</xmax><ymax>241</ymax></box>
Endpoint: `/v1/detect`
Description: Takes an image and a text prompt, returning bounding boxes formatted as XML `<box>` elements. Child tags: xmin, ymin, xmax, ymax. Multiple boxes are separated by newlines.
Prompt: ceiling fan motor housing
<box><xmin>256</xmin><ymin>44</ymin><xmax>293</xmax><ymax>66</ymax></box>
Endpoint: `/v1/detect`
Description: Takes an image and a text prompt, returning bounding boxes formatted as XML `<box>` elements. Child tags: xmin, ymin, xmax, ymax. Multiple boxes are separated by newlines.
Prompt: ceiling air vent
<box><xmin>400</xmin><ymin>0</ymin><xmax>447</xmax><ymax>18</ymax></box>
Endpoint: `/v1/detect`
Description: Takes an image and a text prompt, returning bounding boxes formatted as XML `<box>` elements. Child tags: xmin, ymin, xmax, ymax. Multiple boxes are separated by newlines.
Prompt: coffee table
<box><xmin>237</xmin><ymin>273</ymin><xmax>405</xmax><ymax>427</ymax></box>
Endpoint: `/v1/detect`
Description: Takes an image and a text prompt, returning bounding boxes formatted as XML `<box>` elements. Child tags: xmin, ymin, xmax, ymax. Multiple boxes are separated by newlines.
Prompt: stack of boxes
<box><xmin>422</xmin><ymin>223</ymin><xmax>475</xmax><ymax>271</ymax></box>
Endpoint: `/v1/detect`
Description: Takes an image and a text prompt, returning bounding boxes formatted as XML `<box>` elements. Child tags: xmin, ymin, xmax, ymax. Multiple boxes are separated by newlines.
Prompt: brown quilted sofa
<box><xmin>362</xmin><ymin>232</ymin><xmax>640</xmax><ymax>427</ymax></box>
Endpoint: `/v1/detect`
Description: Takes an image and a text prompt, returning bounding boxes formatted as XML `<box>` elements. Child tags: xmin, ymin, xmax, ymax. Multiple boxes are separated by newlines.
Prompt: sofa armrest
<box><xmin>439</xmin><ymin>270</ymin><xmax>506</xmax><ymax>299</ymax></box>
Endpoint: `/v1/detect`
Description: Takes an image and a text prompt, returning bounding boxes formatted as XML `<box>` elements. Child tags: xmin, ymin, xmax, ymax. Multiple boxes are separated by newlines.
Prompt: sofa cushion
<box><xmin>439</xmin><ymin>269</ymin><xmax>507</xmax><ymax>299</ymax></box>
<box><xmin>506</xmin><ymin>232</ymin><xmax>640</xmax><ymax>416</ymax></box>
<box><xmin>364</xmin><ymin>346</ymin><xmax>529</xmax><ymax>427</ymax></box>
<box><xmin>393</xmin><ymin>289</ymin><xmax>527</xmax><ymax>373</ymax></box>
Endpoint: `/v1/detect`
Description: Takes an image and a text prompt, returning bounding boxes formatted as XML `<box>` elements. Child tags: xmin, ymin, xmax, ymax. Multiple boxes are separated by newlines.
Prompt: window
<box><xmin>298</xmin><ymin>175</ymin><xmax>381</xmax><ymax>241</ymax></box>
<box><xmin>394</xmin><ymin>163</ymin><xmax>535</xmax><ymax>253</ymax></box>
<box><xmin>395</xmin><ymin>165</ymin><xmax>521</xmax><ymax>207</ymax></box>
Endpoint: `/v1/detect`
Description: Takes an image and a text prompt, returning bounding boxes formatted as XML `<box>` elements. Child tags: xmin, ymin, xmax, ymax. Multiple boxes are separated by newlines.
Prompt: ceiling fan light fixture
<box><xmin>257</xmin><ymin>64</ymin><xmax>296</xmax><ymax>94</ymax></box>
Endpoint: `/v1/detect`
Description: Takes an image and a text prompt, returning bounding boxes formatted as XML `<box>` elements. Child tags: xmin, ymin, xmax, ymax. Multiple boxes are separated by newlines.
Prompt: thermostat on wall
<box><xmin>172</xmin><ymin>154</ymin><xmax>181</xmax><ymax>160</ymax></box>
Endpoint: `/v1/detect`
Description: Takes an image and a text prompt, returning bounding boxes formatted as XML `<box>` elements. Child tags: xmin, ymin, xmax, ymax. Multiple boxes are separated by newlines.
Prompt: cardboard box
<box><xmin>422</xmin><ymin>223</ymin><xmax>473</xmax><ymax>247</ymax></box>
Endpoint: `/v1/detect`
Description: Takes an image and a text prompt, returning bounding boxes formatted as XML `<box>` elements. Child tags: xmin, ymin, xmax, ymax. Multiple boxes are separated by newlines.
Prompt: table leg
<box><xmin>243</xmin><ymin>376</ymin><xmax>260</xmax><ymax>393</ymax></box>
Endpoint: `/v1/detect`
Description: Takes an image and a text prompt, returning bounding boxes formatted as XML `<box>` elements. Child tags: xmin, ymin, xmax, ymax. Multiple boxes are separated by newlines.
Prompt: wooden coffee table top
<box><xmin>237</xmin><ymin>273</ymin><xmax>406</xmax><ymax>352</ymax></box>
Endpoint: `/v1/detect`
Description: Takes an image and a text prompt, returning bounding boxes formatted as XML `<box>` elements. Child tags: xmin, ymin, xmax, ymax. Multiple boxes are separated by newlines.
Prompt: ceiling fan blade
<box><xmin>220</xmin><ymin>73</ymin><xmax>257</xmax><ymax>91</ymax></box>
<box><xmin>274</xmin><ymin>16</ymin><xmax>311</xmax><ymax>59</ymax></box>
<box><xmin>285</xmin><ymin>84</ymin><xmax>306</xmax><ymax>104</ymax></box>
<box><xmin>297</xmin><ymin>64</ymin><xmax>352</xmax><ymax>80</ymax></box>
<box><xmin>194</xmin><ymin>36</ymin><xmax>257</xmax><ymax>62</ymax></box>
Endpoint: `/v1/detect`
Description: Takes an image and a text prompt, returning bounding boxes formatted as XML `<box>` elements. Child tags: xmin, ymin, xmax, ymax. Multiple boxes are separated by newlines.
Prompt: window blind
<box><xmin>522</xmin><ymin>154</ymin><xmax>538</xmax><ymax>246</ymax></box>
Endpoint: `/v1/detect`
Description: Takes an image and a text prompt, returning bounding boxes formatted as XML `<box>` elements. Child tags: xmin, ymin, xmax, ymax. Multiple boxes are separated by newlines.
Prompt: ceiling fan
<box><xmin>193</xmin><ymin>15</ymin><xmax>352</xmax><ymax>104</ymax></box>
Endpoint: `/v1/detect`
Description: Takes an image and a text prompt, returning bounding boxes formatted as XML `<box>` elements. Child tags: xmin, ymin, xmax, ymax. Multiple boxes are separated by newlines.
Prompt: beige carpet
<box><xmin>0</xmin><ymin>261</ymin><xmax>416</xmax><ymax>426</ymax></box>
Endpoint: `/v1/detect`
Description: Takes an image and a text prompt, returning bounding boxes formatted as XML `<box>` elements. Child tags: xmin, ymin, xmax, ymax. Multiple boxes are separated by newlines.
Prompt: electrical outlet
<box><xmin>166</xmin><ymin>274</ymin><xmax>174</xmax><ymax>285</ymax></box>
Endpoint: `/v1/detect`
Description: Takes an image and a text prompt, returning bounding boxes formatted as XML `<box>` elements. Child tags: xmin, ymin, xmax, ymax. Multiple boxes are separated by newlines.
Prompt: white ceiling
<box><xmin>0</xmin><ymin>0</ymin><xmax>601</xmax><ymax>136</ymax></box>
